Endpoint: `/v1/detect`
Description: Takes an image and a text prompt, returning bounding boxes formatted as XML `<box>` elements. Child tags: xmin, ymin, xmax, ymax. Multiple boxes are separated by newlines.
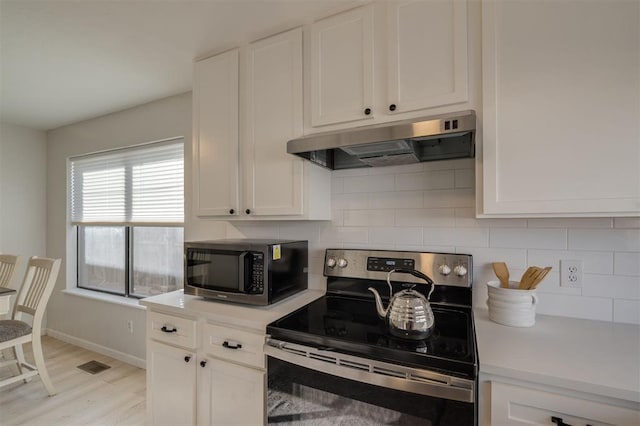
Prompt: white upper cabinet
<box><xmin>242</xmin><ymin>28</ymin><xmax>305</xmax><ymax>216</ymax></box>
<box><xmin>193</xmin><ymin>29</ymin><xmax>331</xmax><ymax>220</ymax></box>
<box><xmin>310</xmin><ymin>5</ymin><xmax>375</xmax><ymax>127</ymax></box>
<box><xmin>481</xmin><ymin>0</ymin><xmax>640</xmax><ymax>217</ymax></box>
<box><xmin>308</xmin><ymin>1</ymin><xmax>470</xmax><ymax>130</ymax></box>
<box><xmin>387</xmin><ymin>0</ymin><xmax>468</xmax><ymax>115</ymax></box>
<box><xmin>192</xmin><ymin>49</ymin><xmax>240</xmax><ymax>217</ymax></box>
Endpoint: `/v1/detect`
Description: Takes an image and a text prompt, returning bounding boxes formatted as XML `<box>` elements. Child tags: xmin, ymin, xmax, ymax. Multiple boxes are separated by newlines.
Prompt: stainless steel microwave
<box><xmin>184</xmin><ymin>239</ymin><xmax>308</xmax><ymax>305</ymax></box>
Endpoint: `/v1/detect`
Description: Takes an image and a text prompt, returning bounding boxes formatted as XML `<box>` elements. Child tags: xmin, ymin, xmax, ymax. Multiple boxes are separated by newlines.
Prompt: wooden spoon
<box><xmin>492</xmin><ymin>262</ymin><xmax>510</xmax><ymax>288</ymax></box>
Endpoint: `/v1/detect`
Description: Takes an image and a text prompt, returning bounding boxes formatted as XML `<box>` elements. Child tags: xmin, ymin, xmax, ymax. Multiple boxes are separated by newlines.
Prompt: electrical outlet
<box><xmin>560</xmin><ymin>260</ymin><xmax>583</xmax><ymax>288</ymax></box>
<box><xmin>127</xmin><ymin>320</ymin><xmax>134</xmax><ymax>334</ymax></box>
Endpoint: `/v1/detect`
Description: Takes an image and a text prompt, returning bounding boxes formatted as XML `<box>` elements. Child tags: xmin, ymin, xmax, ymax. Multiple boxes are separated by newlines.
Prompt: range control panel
<box><xmin>324</xmin><ymin>249</ymin><xmax>472</xmax><ymax>288</ymax></box>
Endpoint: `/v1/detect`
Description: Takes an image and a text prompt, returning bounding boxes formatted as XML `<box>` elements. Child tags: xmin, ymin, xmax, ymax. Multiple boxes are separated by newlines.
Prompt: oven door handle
<box><xmin>265</xmin><ymin>338</ymin><xmax>474</xmax><ymax>403</ymax></box>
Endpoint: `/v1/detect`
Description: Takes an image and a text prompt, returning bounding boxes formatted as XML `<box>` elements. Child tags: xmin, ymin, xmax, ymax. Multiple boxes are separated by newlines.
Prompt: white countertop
<box><xmin>139</xmin><ymin>289</ymin><xmax>325</xmax><ymax>332</ymax></box>
<box><xmin>474</xmin><ymin>307</ymin><xmax>640</xmax><ymax>403</ymax></box>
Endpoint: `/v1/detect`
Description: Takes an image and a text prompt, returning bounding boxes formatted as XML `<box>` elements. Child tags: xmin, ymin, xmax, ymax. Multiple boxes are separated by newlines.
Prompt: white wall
<box><xmin>0</xmin><ymin>122</ymin><xmax>47</xmax><ymax>274</ymax></box>
<box><xmin>212</xmin><ymin>159</ymin><xmax>640</xmax><ymax>325</ymax></box>
<box><xmin>45</xmin><ymin>92</ymin><xmax>225</xmax><ymax>365</ymax></box>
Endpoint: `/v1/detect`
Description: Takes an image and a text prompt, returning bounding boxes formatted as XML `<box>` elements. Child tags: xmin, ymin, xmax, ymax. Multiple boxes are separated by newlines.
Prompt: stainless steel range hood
<box><xmin>287</xmin><ymin>110</ymin><xmax>476</xmax><ymax>170</ymax></box>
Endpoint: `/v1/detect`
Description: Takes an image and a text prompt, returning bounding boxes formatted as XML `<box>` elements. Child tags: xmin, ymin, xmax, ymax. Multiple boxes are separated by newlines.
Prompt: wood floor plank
<box><xmin>0</xmin><ymin>335</ymin><xmax>146</xmax><ymax>426</ymax></box>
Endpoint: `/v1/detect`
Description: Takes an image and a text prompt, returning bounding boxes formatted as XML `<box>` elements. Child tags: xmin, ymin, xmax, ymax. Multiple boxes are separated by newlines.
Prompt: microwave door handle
<box><xmin>238</xmin><ymin>252</ymin><xmax>247</xmax><ymax>292</ymax></box>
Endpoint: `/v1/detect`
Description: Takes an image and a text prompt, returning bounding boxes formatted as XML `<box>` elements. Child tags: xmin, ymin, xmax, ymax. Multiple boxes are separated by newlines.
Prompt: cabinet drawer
<box><xmin>202</xmin><ymin>323</ymin><xmax>265</xmax><ymax>369</ymax></box>
<box><xmin>148</xmin><ymin>311</ymin><xmax>197</xmax><ymax>349</ymax></box>
<box><xmin>491</xmin><ymin>381</ymin><xmax>640</xmax><ymax>426</ymax></box>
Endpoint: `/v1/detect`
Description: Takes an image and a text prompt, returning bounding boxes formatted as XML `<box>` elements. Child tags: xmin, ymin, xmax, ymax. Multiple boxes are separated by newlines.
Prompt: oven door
<box><xmin>265</xmin><ymin>339</ymin><xmax>476</xmax><ymax>426</ymax></box>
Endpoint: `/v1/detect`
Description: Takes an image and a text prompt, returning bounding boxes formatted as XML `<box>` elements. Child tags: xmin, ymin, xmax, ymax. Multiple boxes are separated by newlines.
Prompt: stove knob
<box><xmin>454</xmin><ymin>264</ymin><xmax>468</xmax><ymax>277</ymax></box>
<box><xmin>438</xmin><ymin>264</ymin><xmax>452</xmax><ymax>276</ymax></box>
<box><xmin>337</xmin><ymin>258</ymin><xmax>348</xmax><ymax>268</ymax></box>
<box><xmin>326</xmin><ymin>257</ymin><xmax>337</xmax><ymax>268</ymax></box>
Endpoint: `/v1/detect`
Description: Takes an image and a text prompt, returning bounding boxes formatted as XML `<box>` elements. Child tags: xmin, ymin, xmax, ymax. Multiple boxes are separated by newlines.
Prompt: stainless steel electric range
<box><xmin>265</xmin><ymin>248</ymin><xmax>477</xmax><ymax>426</ymax></box>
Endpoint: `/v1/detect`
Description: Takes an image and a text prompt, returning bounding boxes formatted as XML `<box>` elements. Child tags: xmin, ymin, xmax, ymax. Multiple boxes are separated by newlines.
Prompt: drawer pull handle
<box><xmin>200</xmin><ymin>360</ymin><xmax>207</xmax><ymax>367</ymax></box>
<box><xmin>551</xmin><ymin>417</ymin><xmax>572</xmax><ymax>426</ymax></box>
<box><xmin>184</xmin><ymin>355</ymin><xmax>191</xmax><ymax>363</ymax></box>
<box><xmin>223</xmin><ymin>341</ymin><xmax>242</xmax><ymax>350</ymax></box>
<box><xmin>161</xmin><ymin>326</ymin><xmax>177</xmax><ymax>333</ymax></box>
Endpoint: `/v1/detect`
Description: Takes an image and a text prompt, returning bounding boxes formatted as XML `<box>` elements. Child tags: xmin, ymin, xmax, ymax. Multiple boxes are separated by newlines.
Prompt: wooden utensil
<box><xmin>492</xmin><ymin>262</ymin><xmax>510</xmax><ymax>288</ymax></box>
<box><xmin>519</xmin><ymin>266</ymin><xmax>541</xmax><ymax>289</ymax></box>
<box><xmin>529</xmin><ymin>266</ymin><xmax>552</xmax><ymax>290</ymax></box>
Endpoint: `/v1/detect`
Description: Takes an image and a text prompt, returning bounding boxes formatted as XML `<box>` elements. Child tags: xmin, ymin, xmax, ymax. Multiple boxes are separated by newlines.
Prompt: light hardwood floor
<box><xmin>0</xmin><ymin>336</ymin><xmax>146</xmax><ymax>426</ymax></box>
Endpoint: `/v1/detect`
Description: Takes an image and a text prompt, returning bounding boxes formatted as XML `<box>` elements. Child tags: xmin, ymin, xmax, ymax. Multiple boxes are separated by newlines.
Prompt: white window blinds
<box><xmin>70</xmin><ymin>139</ymin><xmax>184</xmax><ymax>225</ymax></box>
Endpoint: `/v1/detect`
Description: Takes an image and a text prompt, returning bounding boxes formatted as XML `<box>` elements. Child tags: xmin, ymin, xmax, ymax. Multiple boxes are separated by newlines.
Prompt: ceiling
<box><xmin>0</xmin><ymin>0</ymin><xmax>360</xmax><ymax>131</ymax></box>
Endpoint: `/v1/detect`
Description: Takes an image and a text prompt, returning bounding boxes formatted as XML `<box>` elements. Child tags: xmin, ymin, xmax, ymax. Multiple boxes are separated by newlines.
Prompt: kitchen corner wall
<box><xmin>223</xmin><ymin>158</ymin><xmax>640</xmax><ymax>325</ymax></box>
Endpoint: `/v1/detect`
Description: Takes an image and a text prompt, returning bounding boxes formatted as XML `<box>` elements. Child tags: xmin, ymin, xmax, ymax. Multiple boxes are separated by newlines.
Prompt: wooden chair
<box><xmin>0</xmin><ymin>256</ymin><xmax>61</xmax><ymax>396</ymax></box>
<box><xmin>0</xmin><ymin>254</ymin><xmax>22</xmax><ymax>289</ymax></box>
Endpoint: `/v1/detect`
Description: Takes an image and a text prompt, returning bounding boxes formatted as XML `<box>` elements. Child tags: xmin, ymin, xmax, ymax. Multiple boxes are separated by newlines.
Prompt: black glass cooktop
<box><xmin>267</xmin><ymin>294</ymin><xmax>477</xmax><ymax>379</ymax></box>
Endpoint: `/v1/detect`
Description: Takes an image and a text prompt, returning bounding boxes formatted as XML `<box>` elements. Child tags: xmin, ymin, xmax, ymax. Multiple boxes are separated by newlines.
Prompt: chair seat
<box><xmin>0</xmin><ymin>320</ymin><xmax>32</xmax><ymax>343</ymax></box>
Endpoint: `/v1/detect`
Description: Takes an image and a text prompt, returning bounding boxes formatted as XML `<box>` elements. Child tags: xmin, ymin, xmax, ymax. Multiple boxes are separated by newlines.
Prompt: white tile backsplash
<box><xmin>239</xmin><ymin>162</ymin><xmax>639</xmax><ymax>324</ymax></box>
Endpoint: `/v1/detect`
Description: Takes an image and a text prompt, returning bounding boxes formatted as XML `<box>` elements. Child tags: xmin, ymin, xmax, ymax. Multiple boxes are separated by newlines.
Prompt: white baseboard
<box><xmin>46</xmin><ymin>328</ymin><xmax>146</xmax><ymax>369</ymax></box>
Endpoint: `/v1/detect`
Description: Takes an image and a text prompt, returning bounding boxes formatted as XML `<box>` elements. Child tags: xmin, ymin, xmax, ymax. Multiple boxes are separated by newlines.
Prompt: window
<box><xmin>70</xmin><ymin>138</ymin><xmax>184</xmax><ymax>298</ymax></box>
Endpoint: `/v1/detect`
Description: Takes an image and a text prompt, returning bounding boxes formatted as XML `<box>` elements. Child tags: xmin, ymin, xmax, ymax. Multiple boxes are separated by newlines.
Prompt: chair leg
<box><xmin>32</xmin><ymin>335</ymin><xmax>56</xmax><ymax>396</ymax></box>
<box><xmin>13</xmin><ymin>343</ymin><xmax>26</xmax><ymax>377</ymax></box>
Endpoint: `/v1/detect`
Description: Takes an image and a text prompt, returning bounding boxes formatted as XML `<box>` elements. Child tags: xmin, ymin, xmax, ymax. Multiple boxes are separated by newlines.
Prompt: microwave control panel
<box><xmin>249</xmin><ymin>252</ymin><xmax>265</xmax><ymax>294</ymax></box>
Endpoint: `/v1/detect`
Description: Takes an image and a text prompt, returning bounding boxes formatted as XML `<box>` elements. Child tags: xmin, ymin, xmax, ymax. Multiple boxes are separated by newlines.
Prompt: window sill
<box><xmin>62</xmin><ymin>288</ymin><xmax>147</xmax><ymax>311</ymax></box>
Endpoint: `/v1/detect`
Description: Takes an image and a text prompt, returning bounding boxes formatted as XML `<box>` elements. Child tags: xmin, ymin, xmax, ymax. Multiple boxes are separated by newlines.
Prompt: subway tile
<box><xmin>535</xmin><ymin>294</ymin><xmax>613</xmax><ymax>322</ymax></box>
<box><xmin>613</xmin><ymin>299</ymin><xmax>640</xmax><ymax>324</ymax></box>
<box><xmin>331</xmin><ymin>176</ymin><xmax>344</xmax><ymax>194</ymax></box>
<box><xmin>583</xmin><ymin>274</ymin><xmax>640</xmax><ymax>300</ymax></box>
<box><xmin>395</xmin><ymin>170</ymin><xmax>454</xmax><ymax>191</ymax></box>
<box><xmin>278</xmin><ymin>223</ymin><xmax>321</xmax><ymax>251</ymax></box>
<box><xmin>423</xmin><ymin>227</ymin><xmax>489</xmax><ymax>248</ymax></box>
<box><xmin>614</xmin><ymin>252</ymin><xmax>640</xmax><ymax>276</ymax></box>
<box><xmin>454</xmin><ymin>169</ymin><xmax>474</xmax><ymax>189</ymax></box>
<box><xmin>319</xmin><ymin>225</ymin><xmax>368</xmax><ymax>244</ymax></box>
<box><xmin>454</xmin><ymin>207</ymin><xmax>527</xmax><ymax>228</ymax></box>
<box><xmin>228</xmin><ymin>223</ymin><xmax>278</xmax><ymax>239</ymax></box>
<box><xmin>459</xmin><ymin>247</ymin><xmax>528</xmax><ymax>270</ymax></box>
<box><xmin>423</xmin><ymin>188</ymin><xmax>474</xmax><ymax>208</ymax></box>
<box><xmin>527</xmin><ymin>218</ymin><xmax>613</xmax><ymax>229</ymax></box>
<box><xmin>344</xmin><ymin>174</ymin><xmax>395</xmax><ymax>193</ymax></box>
<box><xmin>490</xmin><ymin>228</ymin><xmax>567</xmax><ymax>250</ymax></box>
<box><xmin>614</xmin><ymin>217</ymin><xmax>640</xmax><ymax>229</ymax></box>
<box><xmin>569</xmin><ymin>229</ymin><xmax>640</xmax><ymax>251</ymax></box>
<box><xmin>368</xmin><ymin>163</ymin><xmax>424</xmax><ymax>175</ymax></box>
<box><xmin>343</xmin><ymin>210</ymin><xmax>395</xmax><ymax>227</ymax></box>
<box><xmin>528</xmin><ymin>271</ymin><xmax>582</xmax><ymax>296</ymax></box>
<box><xmin>332</xmin><ymin>193</ymin><xmax>369</xmax><ymax>210</ymax></box>
<box><xmin>330</xmin><ymin>209</ymin><xmax>344</xmax><ymax>226</ymax></box>
<box><xmin>332</xmin><ymin>168</ymin><xmax>369</xmax><ymax>178</ymax></box>
<box><xmin>370</xmin><ymin>227</ymin><xmax>423</xmax><ymax>245</ymax></box>
<box><xmin>397</xmin><ymin>243</ymin><xmax>456</xmax><ymax>253</ymax></box>
<box><xmin>527</xmin><ymin>250</ymin><xmax>614</xmax><ymax>275</ymax></box>
<box><xmin>370</xmin><ymin>191</ymin><xmax>423</xmax><ymax>209</ymax></box>
<box><xmin>395</xmin><ymin>208</ymin><xmax>455</xmax><ymax>227</ymax></box>
<box><xmin>423</xmin><ymin>158</ymin><xmax>474</xmax><ymax>171</ymax></box>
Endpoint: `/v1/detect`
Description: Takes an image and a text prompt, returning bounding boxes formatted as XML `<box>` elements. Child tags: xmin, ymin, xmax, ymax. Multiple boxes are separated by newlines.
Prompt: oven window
<box><xmin>186</xmin><ymin>249</ymin><xmax>239</xmax><ymax>291</ymax></box>
<box><xmin>267</xmin><ymin>357</ymin><xmax>474</xmax><ymax>425</ymax></box>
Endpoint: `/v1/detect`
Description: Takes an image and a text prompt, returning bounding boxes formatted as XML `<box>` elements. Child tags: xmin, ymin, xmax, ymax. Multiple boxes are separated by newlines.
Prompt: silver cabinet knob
<box><xmin>454</xmin><ymin>265</ymin><xmax>468</xmax><ymax>277</ymax></box>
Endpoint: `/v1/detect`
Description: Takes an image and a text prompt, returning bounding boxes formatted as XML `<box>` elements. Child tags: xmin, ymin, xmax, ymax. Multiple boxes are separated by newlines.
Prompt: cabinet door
<box><xmin>147</xmin><ymin>341</ymin><xmax>197</xmax><ymax>426</ymax></box>
<box><xmin>310</xmin><ymin>5</ymin><xmax>374</xmax><ymax>126</ymax></box>
<box><xmin>491</xmin><ymin>381</ymin><xmax>640</xmax><ymax>425</ymax></box>
<box><xmin>197</xmin><ymin>357</ymin><xmax>266</xmax><ymax>426</ymax></box>
<box><xmin>242</xmin><ymin>27</ymin><xmax>304</xmax><ymax>216</ymax></box>
<box><xmin>193</xmin><ymin>49</ymin><xmax>240</xmax><ymax>217</ymax></box>
<box><xmin>387</xmin><ymin>0</ymin><xmax>468</xmax><ymax>114</ymax></box>
<box><xmin>481</xmin><ymin>0</ymin><xmax>640</xmax><ymax>216</ymax></box>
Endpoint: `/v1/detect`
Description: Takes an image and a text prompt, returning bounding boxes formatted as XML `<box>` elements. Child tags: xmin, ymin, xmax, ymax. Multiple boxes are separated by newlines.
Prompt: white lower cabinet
<box><xmin>146</xmin><ymin>309</ymin><xmax>267</xmax><ymax>426</ymax></box>
<box><xmin>489</xmin><ymin>381</ymin><xmax>640</xmax><ymax>426</ymax></box>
